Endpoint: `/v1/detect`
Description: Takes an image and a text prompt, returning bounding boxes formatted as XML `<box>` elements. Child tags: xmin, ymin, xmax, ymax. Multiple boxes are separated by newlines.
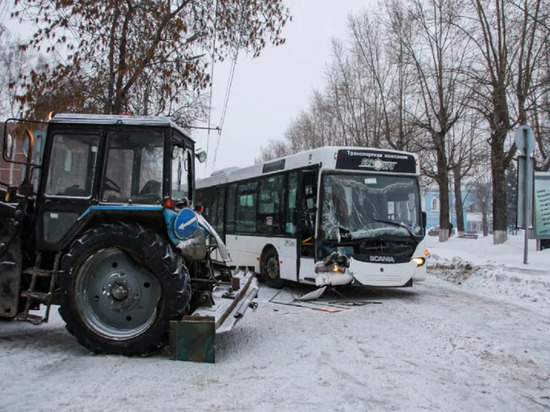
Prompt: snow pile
<box><xmin>464</xmin><ymin>265</ymin><xmax>550</xmax><ymax>304</ymax></box>
<box><xmin>428</xmin><ymin>253</ymin><xmax>478</xmax><ymax>283</ymax></box>
<box><xmin>425</xmin><ymin>232</ymin><xmax>550</xmax><ymax>312</ymax></box>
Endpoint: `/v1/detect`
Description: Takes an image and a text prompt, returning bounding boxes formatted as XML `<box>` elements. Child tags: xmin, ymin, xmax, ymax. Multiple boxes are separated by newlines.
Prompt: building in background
<box><xmin>423</xmin><ymin>184</ymin><xmax>493</xmax><ymax>234</ymax></box>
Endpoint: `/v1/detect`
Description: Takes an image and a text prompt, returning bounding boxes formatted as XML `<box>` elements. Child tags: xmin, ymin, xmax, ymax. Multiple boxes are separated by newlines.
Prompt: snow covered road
<box><xmin>1</xmin><ymin>270</ymin><xmax>549</xmax><ymax>411</ymax></box>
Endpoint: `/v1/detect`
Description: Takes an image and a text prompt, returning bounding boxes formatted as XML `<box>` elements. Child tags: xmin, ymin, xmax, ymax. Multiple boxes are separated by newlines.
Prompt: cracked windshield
<box><xmin>321</xmin><ymin>174</ymin><xmax>422</xmax><ymax>241</ymax></box>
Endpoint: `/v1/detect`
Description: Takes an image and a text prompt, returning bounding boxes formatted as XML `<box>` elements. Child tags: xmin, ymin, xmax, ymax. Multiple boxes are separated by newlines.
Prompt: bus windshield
<box><xmin>321</xmin><ymin>173</ymin><xmax>422</xmax><ymax>241</ymax></box>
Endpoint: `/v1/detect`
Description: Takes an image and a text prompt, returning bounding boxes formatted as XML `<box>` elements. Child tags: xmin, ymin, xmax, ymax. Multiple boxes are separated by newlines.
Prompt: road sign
<box><xmin>514</xmin><ymin>125</ymin><xmax>536</xmax><ymax>155</ymax></box>
<box><xmin>515</xmin><ymin>125</ymin><xmax>537</xmax><ymax>264</ymax></box>
<box><xmin>175</xmin><ymin>208</ymin><xmax>199</xmax><ymax>239</ymax></box>
<box><xmin>517</xmin><ymin>156</ymin><xmax>534</xmax><ymax>228</ymax></box>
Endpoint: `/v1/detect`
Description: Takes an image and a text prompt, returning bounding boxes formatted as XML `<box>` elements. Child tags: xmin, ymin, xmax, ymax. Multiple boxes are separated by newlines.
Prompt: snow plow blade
<box><xmin>169</xmin><ymin>269</ymin><xmax>258</xmax><ymax>362</ymax></box>
<box><xmin>194</xmin><ymin>268</ymin><xmax>259</xmax><ymax>333</ymax></box>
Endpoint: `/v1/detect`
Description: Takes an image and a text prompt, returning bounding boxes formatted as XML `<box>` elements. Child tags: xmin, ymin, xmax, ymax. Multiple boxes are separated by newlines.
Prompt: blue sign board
<box><xmin>174</xmin><ymin>208</ymin><xmax>199</xmax><ymax>239</ymax></box>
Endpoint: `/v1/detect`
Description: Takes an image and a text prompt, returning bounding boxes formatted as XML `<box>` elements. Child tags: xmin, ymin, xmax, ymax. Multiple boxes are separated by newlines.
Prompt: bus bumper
<box><xmin>315</xmin><ymin>272</ymin><xmax>354</xmax><ymax>287</ymax></box>
<box><xmin>311</xmin><ymin>255</ymin><xmax>427</xmax><ymax>287</ymax></box>
<box><xmin>348</xmin><ymin>258</ymin><xmax>426</xmax><ymax>287</ymax></box>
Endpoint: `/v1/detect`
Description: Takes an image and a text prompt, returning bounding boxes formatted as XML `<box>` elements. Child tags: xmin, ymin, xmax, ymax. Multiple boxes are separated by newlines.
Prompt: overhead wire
<box><xmin>205</xmin><ymin>0</ymin><xmax>219</xmax><ymax>174</ymax></box>
<box><xmin>210</xmin><ymin>2</ymin><xmax>246</xmax><ymax>174</ymax></box>
<box><xmin>211</xmin><ymin>47</ymin><xmax>239</xmax><ymax>173</ymax></box>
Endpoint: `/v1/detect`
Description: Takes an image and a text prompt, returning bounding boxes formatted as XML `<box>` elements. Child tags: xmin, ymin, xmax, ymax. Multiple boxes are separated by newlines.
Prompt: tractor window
<box><xmin>102</xmin><ymin>130</ymin><xmax>164</xmax><ymax>204</ymax></box>
<box><xmin>45</xmin><ymin>134</ymin><xmax>99</xmax><ymax>197</ymax></box>
<box><xmin>171</xmin><ymin>146</ymin><xmax>191</xmax><ymax>203</ymax></box>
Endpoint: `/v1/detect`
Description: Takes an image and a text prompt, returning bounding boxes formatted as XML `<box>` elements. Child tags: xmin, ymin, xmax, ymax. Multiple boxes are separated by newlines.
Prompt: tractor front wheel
<box><xmin>59</xmin><ymin>223</ymin><xmax>190</xmax><ymax>355</ymax></box>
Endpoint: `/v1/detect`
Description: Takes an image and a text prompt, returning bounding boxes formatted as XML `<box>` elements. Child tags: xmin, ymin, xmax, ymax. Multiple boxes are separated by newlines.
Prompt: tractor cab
<box><xmin>0</xmin><ymin>114</ymin><xmax>257</xmax><ymax>358</ymax></box>
<box><xmin>35</xmin><ymin>113</ymin><xmax>199</xmax><ymax>251</ymax></box>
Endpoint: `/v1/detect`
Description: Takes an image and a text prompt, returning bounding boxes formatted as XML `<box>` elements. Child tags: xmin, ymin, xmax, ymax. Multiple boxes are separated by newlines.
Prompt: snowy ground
<box><xmin>1</xmin><ymin>232</ymin><xmax>549</xmax><ymax>411</ymax></box>
<box><xmin>426</xmin><ymin>232</ymin><xmax>550</xmax><ymax>315</ymax></box>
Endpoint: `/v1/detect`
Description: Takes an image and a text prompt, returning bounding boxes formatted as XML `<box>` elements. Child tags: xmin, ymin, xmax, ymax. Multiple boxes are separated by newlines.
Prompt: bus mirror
<box><xmin>422</xmin><ymin>211</ymin><xmax>427</xmax><ymax>229</ymax></box>
<box><xmin>196</xmin><ymin>151</ymin><xmax>207</xmax><ymax>163</ymax></box>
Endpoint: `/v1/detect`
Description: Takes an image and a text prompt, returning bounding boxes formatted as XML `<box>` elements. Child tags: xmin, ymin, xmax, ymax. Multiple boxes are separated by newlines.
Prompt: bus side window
<box><xmin>236</xmin><ymin>181</ymin><xmax>257</xmax><ymax>233</ymax></box>
<box><xmin>201</xmin><ymin>188</ymin><xmax>216</xmax><ymax>228</ymax></box>
<box><xmin>195</xmin><ymin>188</ymin><xmax>205</xmax><ymax>214</ymax></box>
<box><xmin>226</xmin><ymin>183</ymin><xmax>237</xmax><ymax>233</ymax></box>
<box><xmin>286</xmin><ymin>172</ymin><xmax>298</xmax><ymax>235</ymax></box>
<box><xmin>258</xmin><ymin>174</ymin><xmax>285</xmax><ymax>235</ymax></box>
<box><xmin>214</xmin><ymin>186</ymin><xmax>226</xmax><ymax>236</ymax></box>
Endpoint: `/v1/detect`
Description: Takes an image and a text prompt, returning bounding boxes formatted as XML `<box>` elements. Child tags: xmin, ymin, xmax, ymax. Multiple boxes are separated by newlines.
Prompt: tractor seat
<box><xmin>134</xmin><ymin>180</ymin><xmax>162</xmax><ymax>204</ymax></box>
<box><xmin>139</xmin><ymin>180</ymin><xmax>161</xmax><ymax>196</ymax></box>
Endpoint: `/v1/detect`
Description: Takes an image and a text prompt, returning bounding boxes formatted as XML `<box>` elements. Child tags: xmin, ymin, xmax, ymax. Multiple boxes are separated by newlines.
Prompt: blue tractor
<box><xmin>0</xmin><ymin>114</ymin><xmax>257</xmax><ymax>356</ymax></box>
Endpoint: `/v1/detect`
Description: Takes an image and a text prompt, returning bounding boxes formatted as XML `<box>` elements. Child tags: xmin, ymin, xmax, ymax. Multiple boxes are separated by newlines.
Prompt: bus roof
<box><xmin>197</xmin><ymin>146</ymin><xmax>419</xmax><ymax>188</ymax></box>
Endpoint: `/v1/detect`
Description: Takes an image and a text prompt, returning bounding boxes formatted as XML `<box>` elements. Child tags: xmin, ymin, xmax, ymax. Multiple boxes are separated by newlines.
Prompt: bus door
<box><xmin>196</xmin><ymin>185</ymin><xmax>226</xmax><ymax>262</ymax></box>
<box><xmin>296</xmin><ymin>169</ymin><xmax>318</xmax><ymax>281</ymax></box>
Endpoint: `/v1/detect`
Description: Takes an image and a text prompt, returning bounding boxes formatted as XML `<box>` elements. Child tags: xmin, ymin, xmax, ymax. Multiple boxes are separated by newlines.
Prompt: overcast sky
<box><xmin>196</xmin><ymin>0</ymin><xmax>375</xmax><ymax>177</ymax></box>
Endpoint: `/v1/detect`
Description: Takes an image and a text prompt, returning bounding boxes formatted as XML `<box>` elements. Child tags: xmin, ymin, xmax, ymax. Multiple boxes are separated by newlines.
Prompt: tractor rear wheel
<box><xmin>59</xmin><ymin>223</ymin><xmax>190</xmax><ymax>355</ymax></box>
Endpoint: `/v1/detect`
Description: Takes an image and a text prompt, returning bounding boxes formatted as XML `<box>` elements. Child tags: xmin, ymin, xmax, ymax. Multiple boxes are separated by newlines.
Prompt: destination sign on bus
<box><xmin>335</xmin><ymin>149</ymin><xmax>417</xmax><ymax>173</ymax></box>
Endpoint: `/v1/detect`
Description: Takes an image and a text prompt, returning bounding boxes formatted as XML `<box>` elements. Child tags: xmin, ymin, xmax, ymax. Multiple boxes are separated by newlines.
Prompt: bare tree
<box><xmin>348</xmin><ymin>9</ymin><xmax>418</xmax><ymax>151</ymax></box>
<box><xmin>12</xmin><ymin>0</ymin><xmax>291</xmax><ymax>119</ymax></box>
<box><xmin>396</xmin><ymin>0</ymin><xmax>473</xmax><ymax>241</ymax></box>
<box><xmin>383</xmin><ymin>0</ymin><xmax>422</xmax><ymax>152</ymax></box>
<box><xmin>472</xmin><ymin>175</ymin><xmax>492</xmax><ymax>236</ymax></box>
<box><xmin>461</xmin><ymin>0</ymin><xmax>547</xmax><ymax>243</ymax></box>
<box><xmin>0</xmin><ymin>27</ymin><xmax>32</xmax><ymax>118</ymax></box>
<box><xmin>256</xmin><ymin>138</ymin><xmax>292</xmax><ymax>163</ymax></box>
<box><xmin>529</xmin><ymin>27</ymin><xmax>550</xmax><ymax>171</ymax></box>
<box><xmin>348</xmin><ymin>13</ymin><xmax>390</xmax><ymax>149</ymax></box>
<box><xmin>323</xmin><ymin>39</ymin><xmax>367</xmax><ymax>147</ymax></box>
<box><xmin>449</xmin><ymin>115</ymin><xmax>487</xmax><ymax>235</ymax></box>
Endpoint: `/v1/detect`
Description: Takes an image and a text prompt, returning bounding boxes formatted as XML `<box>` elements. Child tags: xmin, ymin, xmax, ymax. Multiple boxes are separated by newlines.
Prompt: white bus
<box><xmin>196</xmin><ymin>147</ymin><xmax>427</xmax><ymax>292</ymax></box>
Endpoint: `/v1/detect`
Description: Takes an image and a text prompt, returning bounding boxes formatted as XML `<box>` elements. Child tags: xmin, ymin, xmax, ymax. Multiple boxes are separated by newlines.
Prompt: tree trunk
<box><xmin>436</xmin><ymin>155</ymin><xmax>450</xmax><ymax>242</ymax></box>
<box><xmin>481</xmin><ymin>197</ymin><xmax>489</xmax><ymax>237</ymax></box>
<box><xmin>453</xmin><ymin>166</ymin><xmax>465</xmax><ymax>236</ymax></box>
<box><xmin>491</xmin><ymin>132</ymin><xmax>508</xmax><ymax>244</ymax></box>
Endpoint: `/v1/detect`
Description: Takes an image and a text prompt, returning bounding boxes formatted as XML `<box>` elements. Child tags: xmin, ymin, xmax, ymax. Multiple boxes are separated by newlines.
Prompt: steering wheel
<box><xmin>104</xmin><ymin>176</ymin><xmax>121</xmax><ymax>193</ymax></box>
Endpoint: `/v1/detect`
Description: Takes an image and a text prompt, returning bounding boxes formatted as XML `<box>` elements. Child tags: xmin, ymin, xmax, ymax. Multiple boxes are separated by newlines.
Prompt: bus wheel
<box><xmin>58</xmin><ymin>223</ymin><xmax>191</xmax><ymax>355</ymax></box>
<box><xmin>263</xmin><ymin>248</ymin><xmax>284</xmax><ymax>289</ymax></box>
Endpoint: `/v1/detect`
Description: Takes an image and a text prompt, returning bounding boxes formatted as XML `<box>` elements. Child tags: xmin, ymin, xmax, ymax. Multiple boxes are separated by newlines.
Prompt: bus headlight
<box><xmin>315</xmin><ymin>261</ymin><xmax>347</xmax><ymax>274</ymax></box>
<box><xmin>331</xmin><ymin>263</ymin><xmax>346</xmax><ymax>273</ymax></box>
<box><xmin>315</xmin><ymin>252</ymin><xmax>349</xmax><ymax>274</ymax></box>
<box><xmin>412</xmin><ymin>257</ymin><xmax>426</xmax><ymax>267</ymax></box>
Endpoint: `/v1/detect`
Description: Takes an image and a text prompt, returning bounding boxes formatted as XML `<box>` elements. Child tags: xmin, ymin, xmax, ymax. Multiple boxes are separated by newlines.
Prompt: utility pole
<box><xmin>514</xmin><ymin>126</ymin><xmax>536</xmax><ymax>264</ymax></box>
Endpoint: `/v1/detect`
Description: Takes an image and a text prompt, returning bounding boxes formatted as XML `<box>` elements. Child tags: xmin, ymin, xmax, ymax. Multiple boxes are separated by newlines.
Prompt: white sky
<box><xmin>196</xmin><ymin>0</ymin><xmax>375</xmax><ymax>176</ymax></box>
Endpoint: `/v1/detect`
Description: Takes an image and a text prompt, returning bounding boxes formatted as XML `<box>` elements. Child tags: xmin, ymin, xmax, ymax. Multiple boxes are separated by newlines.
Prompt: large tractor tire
<box><xmin>58</xmin><ymin>223</ymin><xmax>191</xmax><ymax>355</ymax></box>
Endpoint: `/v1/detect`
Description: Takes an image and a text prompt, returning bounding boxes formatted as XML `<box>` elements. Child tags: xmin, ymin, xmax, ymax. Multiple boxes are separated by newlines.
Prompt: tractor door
<box><xmin>36</xmin><ymin>131</ymin><xmax>101</xmax><ymax>250</ymax></box>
